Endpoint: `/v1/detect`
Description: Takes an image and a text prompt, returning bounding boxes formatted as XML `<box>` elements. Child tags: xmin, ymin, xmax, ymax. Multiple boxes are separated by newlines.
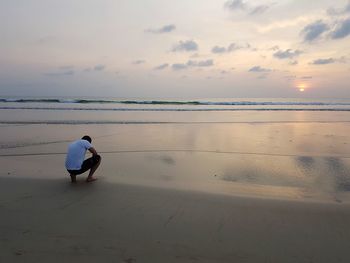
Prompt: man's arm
<box><xmin>88</xmin><ymin>147</ymin><xmax>98</xmax><ymax>156</ymax></box>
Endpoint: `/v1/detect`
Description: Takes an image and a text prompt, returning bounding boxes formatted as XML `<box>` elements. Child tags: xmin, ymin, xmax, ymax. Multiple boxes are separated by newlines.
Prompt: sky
<box><xmin>0</xmin><ymin>0</ymin><xmax>350</xmax><ymax>99</ymax></box>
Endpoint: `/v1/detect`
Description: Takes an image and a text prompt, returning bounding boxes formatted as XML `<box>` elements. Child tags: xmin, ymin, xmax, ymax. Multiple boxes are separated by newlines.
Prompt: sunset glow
<box><xmin>296</xmin><ymin>83</ymin><xmax>308</xmax><ymax>92</ymax></box>
<box><xmin>0</xmin><ymin>1</ymin><xmax>349</xmax><ymax>98</ymax></box>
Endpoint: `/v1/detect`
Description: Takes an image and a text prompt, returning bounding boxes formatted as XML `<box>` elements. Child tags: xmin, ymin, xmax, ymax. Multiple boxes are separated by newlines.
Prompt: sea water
<box><xmin>0</xmin><ymin>97</ymin><xmax>350</xmax><ymax>124</ymax></box>
<box><xmin>0</xmin><ymin>97</ymin><xmax>350</xmax><ymax>202</ymax></box>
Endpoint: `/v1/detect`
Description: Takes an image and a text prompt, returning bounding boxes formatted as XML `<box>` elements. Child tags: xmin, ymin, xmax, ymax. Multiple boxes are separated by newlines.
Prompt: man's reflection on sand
<box><xmin>324</xmin><ymin>157</ymin><xmax>350</xmax><ymax>192</ymax></box>
<box><xmin>296</xmin><ymin>156</ymin><xmax>315</xmax><ymax>173</ymax></box>
<box><xmin>295</xmin><ymin>155</ymin><xmax>350</xmax><ymax>195</ymax></box>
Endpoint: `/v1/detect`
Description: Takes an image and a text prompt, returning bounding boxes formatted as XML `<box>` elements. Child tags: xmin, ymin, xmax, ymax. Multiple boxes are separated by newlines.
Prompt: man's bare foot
<box><xmin>70</xmin><ymin>174</ymin><xmax>77</xmax><ymax>183</ymax></box>
<box><xmin>86</xmin><ymin>177</ymin><xmax>97</xmax><ymax>182</ymax></box>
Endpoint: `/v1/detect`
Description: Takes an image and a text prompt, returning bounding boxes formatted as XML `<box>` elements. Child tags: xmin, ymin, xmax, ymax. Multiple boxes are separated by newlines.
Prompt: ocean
<box><xmin>0</xmin><ymin>97</ymin><xmax>350</xmax><ymax>124</ymax></box>
<box><xmin>1</xmin><ymin>96</ymin><xmax>350</xmax><ymax>202</ymax></box>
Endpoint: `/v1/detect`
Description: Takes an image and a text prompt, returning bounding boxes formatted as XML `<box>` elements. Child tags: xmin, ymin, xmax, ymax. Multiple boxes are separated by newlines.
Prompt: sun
<box><xmin>297</xmin><ymin>83</ymin><xmax>307</xmax><ymax>92</ymax></box>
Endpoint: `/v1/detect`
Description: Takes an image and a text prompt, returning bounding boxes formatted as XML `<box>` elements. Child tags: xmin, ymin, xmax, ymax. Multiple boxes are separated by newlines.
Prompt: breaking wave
<box><xmin>1</xmin><ymin>98</ymin><xmax>350</xmax><ymax>106</ymax></box>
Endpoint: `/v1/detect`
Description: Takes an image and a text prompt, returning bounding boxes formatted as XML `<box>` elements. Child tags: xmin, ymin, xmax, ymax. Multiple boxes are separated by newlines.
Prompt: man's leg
<box><xmin>70</xmin><ymin>174</ymin><xmax>77</xmax><ymax>183</ymax></box>
<box><xmin>86</xmin><ymin>155</ymin><xmax>101</xmax><ymax>182</ymax></box>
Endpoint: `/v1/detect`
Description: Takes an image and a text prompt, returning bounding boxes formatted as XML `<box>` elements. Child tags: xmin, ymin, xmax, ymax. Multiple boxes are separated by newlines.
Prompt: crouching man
<box><xmin>65</xmin><ymin>135</ymin><xmax>101</xmax><ymax>183</ymax></box>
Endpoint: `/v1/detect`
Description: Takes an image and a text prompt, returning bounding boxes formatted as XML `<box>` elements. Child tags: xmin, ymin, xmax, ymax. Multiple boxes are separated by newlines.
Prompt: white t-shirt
<box><xmin>65</xmin><ymin>139</ymin><xmax>92</xmax><ymax>170</ymax></box>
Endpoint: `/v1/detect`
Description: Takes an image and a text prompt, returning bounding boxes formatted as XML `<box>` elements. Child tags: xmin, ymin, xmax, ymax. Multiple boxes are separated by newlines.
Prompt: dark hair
<box><xmin>81</xmin><ymin>135</ymin><xmax>92</xmax><ymax>143</ymax></box>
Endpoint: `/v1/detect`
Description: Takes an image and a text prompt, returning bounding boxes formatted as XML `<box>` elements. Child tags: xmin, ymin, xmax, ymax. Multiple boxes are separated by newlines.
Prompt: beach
<box><xmin>3</xmin><ymin>0</ymin><xmax>350</xmax><ymax>261</ymax></box>
<box><xmin>2</xmin><ymin>176</ymin><xmax>350</xmax><ymax>263</ymax></box>
<box><xmin>1</xmin><ymin>99</ymin><xmax>350</xmax><ymax>262</ymax></box>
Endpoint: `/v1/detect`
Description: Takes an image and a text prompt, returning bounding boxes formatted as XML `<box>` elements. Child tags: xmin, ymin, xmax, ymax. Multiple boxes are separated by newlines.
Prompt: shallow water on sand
<box><xmin>1</xmin><ymin>109</ymin><xmax>350</xmax><ymax>203</ymax></box>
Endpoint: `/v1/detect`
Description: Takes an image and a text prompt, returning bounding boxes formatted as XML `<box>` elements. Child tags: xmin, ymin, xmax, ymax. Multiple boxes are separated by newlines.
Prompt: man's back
<box><xmin>65</xmin><ymin>139</ymin><xmax>92</xmax><ymax>170</ymax></box>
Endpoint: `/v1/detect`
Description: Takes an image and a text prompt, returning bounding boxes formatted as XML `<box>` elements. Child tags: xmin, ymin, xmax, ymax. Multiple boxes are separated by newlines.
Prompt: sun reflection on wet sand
<box><xmin>1</xmin><ymin>114</ymin><xmax>349</xmax><ymax>203</ymax></box>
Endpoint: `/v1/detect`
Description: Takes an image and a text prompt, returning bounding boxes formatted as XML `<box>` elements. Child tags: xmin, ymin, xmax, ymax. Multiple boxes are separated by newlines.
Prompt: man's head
<box><xmin>81</xmin><ymin>135</ymin><xmax>92</xmax><ymax>143</ymax></box>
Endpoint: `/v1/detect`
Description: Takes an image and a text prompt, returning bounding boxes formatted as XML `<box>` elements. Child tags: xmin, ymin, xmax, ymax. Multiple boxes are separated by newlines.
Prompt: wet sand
<box><xmin>1</xmin><ymin>121</ymin><xmax>350</xmax><ymax>262</ymax></box>
<box><xmin>1</xmin><ymin>122</ymin><xmax>350</xmax><ymax>201</ymax></box>
<box><xmin>2</xmin><ymin>176</ymin><xmax>350</xmax><ymax>263</ymax></box>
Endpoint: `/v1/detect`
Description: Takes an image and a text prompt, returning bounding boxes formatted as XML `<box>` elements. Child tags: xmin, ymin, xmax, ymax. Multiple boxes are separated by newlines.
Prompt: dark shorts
<box><xmin>67</xmin><ymin>155</ymin><xmax>101</xmax><ymax>175</ymax></box>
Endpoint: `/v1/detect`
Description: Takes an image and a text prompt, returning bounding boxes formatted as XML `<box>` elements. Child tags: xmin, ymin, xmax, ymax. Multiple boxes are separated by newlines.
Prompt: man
<box><xmin>65</xmin><ymin>135</ymin><xmax>101</xmax><ymax>183</ymax></box>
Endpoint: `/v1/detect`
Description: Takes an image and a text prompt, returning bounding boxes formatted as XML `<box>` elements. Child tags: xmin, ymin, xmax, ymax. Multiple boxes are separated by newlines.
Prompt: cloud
<box><xmin>172</xmin><ymin>63</ymin><xmax>188</xmax><ymax>70</ymax></box>
<box><xmin>273</xmin><ymin>49</ymin><xmax>302</xmax><ymax>59</ymax></box>
<box><xmin>301</xmin><ymin>2</ymin><xmax>350</xmax><ymax>42</ymax></box>
<box><xmin>249</xmin><ymin>5</ymin><xmax>270</xmax><ymax>15</ymax></box>
<box><xmin>211</xmin><ymin>42</ymin><xmax>250</xmax><ymax>53</ymax></box>
<box><xmin>248</xmin><ymin>66</ymin><xmax>271</xmax><ymax>73</ymax></box>
<box><xmin>94</xmin><ymin>64</ymin><xmax>105</xmax><ymax>71</ymax></box>
<box><xmin>327</xmin><ymin>1</ymin><xmax>350</xmax><ymax>16</ymax></box>
<box><xmin>328</xmin><ymin>8</ymin><xmax>341</xmax><ymax>16</ymax></box>
<box><xmin>310</xmin><ymin>56</ymin><xmax>347</xmax><ymax>65</ymax></box>
<box><xmin>132</xmin><ymin>60</ymin><xmax>146</xmax><ymax>65</ymax></box>
<box><xmin>224</xmin><ymin>0</ymin><xmax>247</xmax><ymax>11</ymax></box>
<box><xmin>212</xmin><ymin>46</ymin><xmax>227</xmax><ymax>53</ymax></box>
<box><xmin>324</xmin><ymin>2</ymin><xmax>350</xmax><ymax>40</ymax></box>
<box><xmin>311</xmin><ymin>58</ymin><xmax>336</xmax><ymax>65</ymax></box>
<box><xmin>302</xmin><ymin>20</ymin><xmax>329</xmax><ymax>42</ymax></box>
<box><xmin>300</xmin><ymin>76</ymin><xmax>313</xmax><ymax>79</ymax></box>
<box><xmin>289</xmin><ymin>60</ymin><xmax>298</xmax><ymax>65</ymax></box>
<box><xmin>269</xmin><ymin>45</ymin><xmax>279</xmax><ymax>51</ymax></box>
<box><xmin>171</xmin><ymin>59</ymin><xmax>214</xmax><ymax>70</ymax></box>
<box><xmin>153</xmin><ymin>63</ymin><xmax>169</xmax><ymax>70</ymax></box>
<box><xmin>224</xmin><ymin>0</ymin><xmax>272</xmax><ymax>15</ymax></box>
<box><xmin>172</xmin><ymin>40</ymin><xmax>198</xmax><ymax>52</ymax></box>
<box><xmin>331</xmin><ymin>18</ymin><xmax>350</xmax><ymax>39</ymax></box>
<box><xmin>284</xmin><ymin>75</ymin><xmax>296</xmax><ymax>80</ymax></box>
<box><xmin>146</xmin><ymin>24</ymin><xmax>176</xmax><ymax>34</ymax></box>
<box><xmin>187</xmin><ymin>59</ymin><xmax>214</xmax><ymax>67</ymax></box>
<box><xmin>228</xmin><ymin>43</ymin><xmax>250</xmax><ymax>51</ymax></box>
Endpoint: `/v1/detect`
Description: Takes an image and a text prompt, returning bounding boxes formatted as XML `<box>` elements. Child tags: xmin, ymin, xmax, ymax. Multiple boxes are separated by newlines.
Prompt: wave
<box><xmin>1</xmin><ymin>106</ymin><xmax>350</xmax><ymax>111</ymax></box>
<box><xmin>0</xmin><ymin>98</ymin><xmax>63</xmax><ymax>103</ymax></box>
<box><xmin>1</xmin><ymin>120</ymin><xmax>349</xmax><ymax>125</ymax></box>
<box><xmin>1</xmin><ymin>98</ymin><xmax>350</xmax><ymax>106</ymax></box>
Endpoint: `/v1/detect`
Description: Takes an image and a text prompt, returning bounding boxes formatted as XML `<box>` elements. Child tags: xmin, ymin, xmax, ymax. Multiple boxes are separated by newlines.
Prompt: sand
<box><xmin>1</xmin><ymin>176</ymin><xmax>350</xmax><ymax>263</ymax></box>
<box><xmin>1</xmin><ymin>122</ymin><xmax>350</xmax><ymax>262</ymax></box>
